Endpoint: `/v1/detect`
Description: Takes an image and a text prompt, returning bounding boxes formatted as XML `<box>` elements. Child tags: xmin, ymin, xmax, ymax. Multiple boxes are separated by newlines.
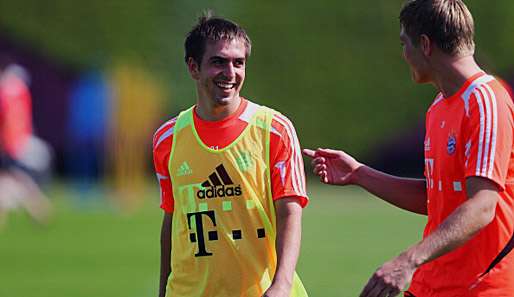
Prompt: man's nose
<box><xmin>223</xmin><ymin>63</ymin><xmax>235</xmax><ymax>79</ymax></box>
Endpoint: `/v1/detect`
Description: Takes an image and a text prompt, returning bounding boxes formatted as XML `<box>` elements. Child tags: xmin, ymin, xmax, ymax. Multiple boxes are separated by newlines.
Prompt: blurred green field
<box><xmin>0</xmin><ymin>183</ymin><xmax>425</xmax><ymax>297</ymax></box>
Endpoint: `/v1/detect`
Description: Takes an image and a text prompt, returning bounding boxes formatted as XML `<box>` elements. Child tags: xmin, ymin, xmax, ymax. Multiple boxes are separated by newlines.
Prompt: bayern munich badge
<box><xmin>447</xmin><ymin>134</ymin><xmax>457</xmax><ymax>155</ymax></box>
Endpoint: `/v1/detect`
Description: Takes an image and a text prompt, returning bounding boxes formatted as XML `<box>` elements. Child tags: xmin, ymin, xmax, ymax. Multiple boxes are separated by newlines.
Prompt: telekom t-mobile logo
<box><xmin>187</xmin><ymin>210</ymin><xmax>267</xmax><ymax>257</ymax></box>
<box><xmin>187</xmin><ymin>211</ymin><xmax>218</xmax><ymax>257</ymax></box>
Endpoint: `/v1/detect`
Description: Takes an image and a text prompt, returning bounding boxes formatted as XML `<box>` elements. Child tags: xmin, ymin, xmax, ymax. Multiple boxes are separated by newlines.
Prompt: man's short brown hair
<box><xmin>400</xmin><ymin>0</ymin><xmax>475</xmax><ymax>56</ymax></box>
<box><xmin>184</xmin><ymin>12</ymin><xmax>251</xmax><ymax>65</ymax></box>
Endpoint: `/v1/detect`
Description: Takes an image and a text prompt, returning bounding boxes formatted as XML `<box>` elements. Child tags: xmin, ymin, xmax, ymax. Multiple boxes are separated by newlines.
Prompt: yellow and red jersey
<box><xmin>153</xmin><ymin>98</ymin><xmax>308</xmax><ymax>212</ymax></box>
<box><xmin>152</xmin><ymin>99</ymin><xmax>308</xmax><ymax>297</ymax></box>
<box><xmin>408</xmin><ymin>73</ymin><xmax>514</xmax><ymax>296</ymax></box>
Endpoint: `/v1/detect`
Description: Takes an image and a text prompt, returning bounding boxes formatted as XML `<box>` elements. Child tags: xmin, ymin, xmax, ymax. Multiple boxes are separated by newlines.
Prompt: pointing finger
<box><xmin>317</xmin><ymin>148</ymin><xmax>344</xmax><ymax>158</ymax></box>
<box><xmin>302</xmin><ymin>149</ymin><xmax>316</xmax><ymax>158</ymax></box>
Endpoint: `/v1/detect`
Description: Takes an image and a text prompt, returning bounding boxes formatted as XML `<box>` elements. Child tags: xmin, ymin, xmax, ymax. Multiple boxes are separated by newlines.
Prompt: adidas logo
<box><xmin>197</xmin><ymin>164</ymin><xmax>242</xmax><ymax>199</ymax></box>
<box><xmin>177</xmin><ymin>161</ymin><xmax>193</xmax><ymax>176</ymax></box>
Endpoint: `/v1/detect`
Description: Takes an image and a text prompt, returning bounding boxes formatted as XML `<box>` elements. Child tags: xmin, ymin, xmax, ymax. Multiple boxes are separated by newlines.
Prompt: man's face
<box><xmin>400</xmin><ymin>27</ymin><xmax>431</xmax><ymax>84</ymax></box>
<box><xmin>189</xmin><ymin>38</ymin><xmax>247</xmax><ymax>106</ymax></box>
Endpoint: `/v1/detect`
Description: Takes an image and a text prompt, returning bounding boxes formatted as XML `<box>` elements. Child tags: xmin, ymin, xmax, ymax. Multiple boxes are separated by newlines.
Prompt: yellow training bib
<box><xmin>167</xmin><ymin>102</ymin><xmax>307</xmax><ymax>297</ymax></box>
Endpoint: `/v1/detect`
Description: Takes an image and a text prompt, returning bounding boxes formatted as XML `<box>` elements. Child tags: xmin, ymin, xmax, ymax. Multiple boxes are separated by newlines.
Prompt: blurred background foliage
<box><xmin>1</xmin><ymin>0</ymin><xmax>512</xmax><ymax>161</ymax></box>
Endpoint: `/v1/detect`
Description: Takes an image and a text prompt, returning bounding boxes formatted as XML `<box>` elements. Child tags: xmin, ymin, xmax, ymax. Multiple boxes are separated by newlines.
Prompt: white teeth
<box><xmin>216</xmin><ymin>82</ymin><xmax>235</xmax><ymax>89</ymax></box>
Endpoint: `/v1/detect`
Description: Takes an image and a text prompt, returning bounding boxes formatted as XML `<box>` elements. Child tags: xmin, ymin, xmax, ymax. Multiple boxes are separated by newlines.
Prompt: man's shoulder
<box><xmin>247</xmin><ymin>100</ymin><xmax>290</xmax><ymax>121</ymax></box>
<box><xmin>461</xmin><ymin>75</ymin><xmax>514</xmax><ymax>118</ymax></box>
<box><xmin>270</xmin><ymin>111</ymin><xmax>299</xmax><ymax>142</ymax></box>
<box><xmin>242</xmin><ymin>100</ymin><xmax>298</xmax><ymax>140</ymax></box>
<box><xmin>459</xmin><ymin>73</ymin><xmax>510</xmax><ymax>107</ymax></box>
<box><xmin>252</xmin><ymin>101</ymin><xmax>282</xmax><ymax>116</ymax></box>
<box><xmin>153</xmin><ymin>116</ymin><xmax>178</xmax><ymax>149</ymax></box>
<box><xmin>153</xmin><ymin>104</ymin><xmax>198</xmax><ymax>150</ymax></box>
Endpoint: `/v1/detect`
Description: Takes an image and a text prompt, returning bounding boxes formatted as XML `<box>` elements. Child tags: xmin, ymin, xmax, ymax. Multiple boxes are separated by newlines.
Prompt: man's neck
<box><xmin>431</xmin><ymin>55</ymin><xmax>482</xmax><ymax>98</ymax></box>
<box><xmin>195</xmin><ymin>95</ymin><xmax>242</xmax><ymax>121</ymax></box>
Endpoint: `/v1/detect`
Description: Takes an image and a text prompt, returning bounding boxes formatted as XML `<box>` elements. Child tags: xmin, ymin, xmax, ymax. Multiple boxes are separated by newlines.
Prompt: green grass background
<box><xmin>0</xmin><ymin>183</ymin><xmax>425</xmax><ymax>297</ymax></box>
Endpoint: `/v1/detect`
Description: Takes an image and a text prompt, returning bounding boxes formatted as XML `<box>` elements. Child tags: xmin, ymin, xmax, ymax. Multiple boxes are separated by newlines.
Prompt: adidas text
<box><xmin>197</xmin><ymin>185</ymin><xmax>242</xmax><ymax>199</ymax></box>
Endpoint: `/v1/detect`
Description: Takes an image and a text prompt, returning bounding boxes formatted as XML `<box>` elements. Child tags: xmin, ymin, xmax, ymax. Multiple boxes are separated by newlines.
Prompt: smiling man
<box><xmin>304</xmin><ymin>0</ymin><xmax>514</xmax><ymax>296</ymax></box>
<box><xmin>153</xmin><ymin>14</ymin><xmax>309</xmax><ymax>297</ymax></box>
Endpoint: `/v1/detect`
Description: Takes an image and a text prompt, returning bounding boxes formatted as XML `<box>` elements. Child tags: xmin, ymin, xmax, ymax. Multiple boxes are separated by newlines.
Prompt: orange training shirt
<box><xmin>408</xmin><ymin>73</ymin><xmax>514</xmax><ymax>297</ymax></box>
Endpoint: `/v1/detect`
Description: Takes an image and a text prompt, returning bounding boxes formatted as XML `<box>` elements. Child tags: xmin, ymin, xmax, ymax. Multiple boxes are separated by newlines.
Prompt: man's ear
<box><xmin>187</xmin><ymin>57</ymin><xmax>200</xmax><ymax>80</ymax></box>
<box><xmin>420</xmin><ymin>34</ymin><xmax>432</xmax><ymax>57</ymax></box>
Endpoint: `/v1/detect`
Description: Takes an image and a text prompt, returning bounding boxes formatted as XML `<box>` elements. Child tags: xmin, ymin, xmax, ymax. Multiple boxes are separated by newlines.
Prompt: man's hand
<box><xmin>262</xmin><ymin>282</ymin><xmax>290</xmax><ymax>297</ymax></box>
<box><xmin>302</xmin><ymin>148</ymin><xmax>362</xmax><ymax>185</ymax></box>
<box><xmin>360</xmin><ymin>253</ymin><xmax>417</xmax><ymax>297</ymax></box>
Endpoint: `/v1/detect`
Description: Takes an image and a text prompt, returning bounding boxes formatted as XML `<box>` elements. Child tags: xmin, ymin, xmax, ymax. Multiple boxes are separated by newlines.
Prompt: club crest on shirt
<box><xmin>447</xmin><ymin>134</ymin><xmax>457</xmax><ymax>155</ymax></box>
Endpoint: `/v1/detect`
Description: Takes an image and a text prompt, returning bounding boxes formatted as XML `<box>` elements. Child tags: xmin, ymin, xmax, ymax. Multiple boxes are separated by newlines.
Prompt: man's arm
<box><xmin>263</xmin><ymin>197</ymin><xmax>303</xmax><ymax>297</ymax></box>
<box><xmin>303</xmin><ymin>148</ymin><xmax>427</xmax><ymax>214</ymax></box>
<box><xmin>159</xmin><ymin>212</ymin><xmax>172</xmax><ymax>297</ymax></box>
<box><xmin>360</xmin><ymin>176</ymin><xmax>499</xmax><ymax>297</ymax></box>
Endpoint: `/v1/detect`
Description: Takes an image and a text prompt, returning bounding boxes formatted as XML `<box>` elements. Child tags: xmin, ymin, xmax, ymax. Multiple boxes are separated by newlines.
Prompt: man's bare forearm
<box><xmin>159</xmin><ymin>213</ymin><xmax>172</xmax><ymax>297</ymax></box>
<box><xmin>271</xmin><ymin>198</ymin><xmax>303</xmax><ymax>291</ymax></box>
<box><xmin>354</xmin><ymin>165</ymin><xmax>428</xmax><ymax>214</ymax></box>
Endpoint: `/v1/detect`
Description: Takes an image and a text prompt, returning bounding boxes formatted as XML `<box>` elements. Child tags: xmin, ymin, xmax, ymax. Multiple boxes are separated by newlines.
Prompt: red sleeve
<box><xmin>153</xmin><ymin>118</ymin><xmax>176</xmax><ymax>212</ymax></box>
<box><xmin>463</xmin><ymin>82</ymin><xmax>514</xmax><ymax>191</ymax></box>
<box><xmin>270</xmin><ymin>113</ymin><xmax>309</xmax><ymax>207</ymax></box>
